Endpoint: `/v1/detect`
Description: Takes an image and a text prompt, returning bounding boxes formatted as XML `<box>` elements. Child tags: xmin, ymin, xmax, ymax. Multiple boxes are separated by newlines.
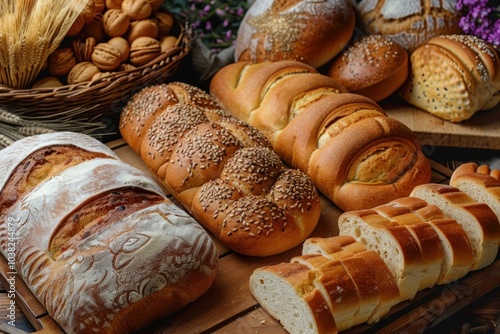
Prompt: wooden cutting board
<box><xmin>383</xmin><ymin>96</ymin><xmax>500</xmax><ymax>150</ymax></box>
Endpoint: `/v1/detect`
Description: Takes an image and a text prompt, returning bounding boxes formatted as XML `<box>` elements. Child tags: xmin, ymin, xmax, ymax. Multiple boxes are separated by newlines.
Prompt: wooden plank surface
<box><xmin>0</xmin><ymin>139</ymin><xmax>498</xmax><ymax>334</ymax></box>
<box><xmin>382</xmin><ymin>96</ymin><xmax>500</xmax><ymax>150</ymax></box>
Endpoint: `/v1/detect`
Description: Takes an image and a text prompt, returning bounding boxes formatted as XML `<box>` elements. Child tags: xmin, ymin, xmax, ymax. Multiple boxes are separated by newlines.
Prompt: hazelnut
<box><xmin>66</xmin><ymin>13</ymin><xmax>85</xmax><ymax>37</ymax></box>
<box><xmin>68</xmin><ymin>62</ymin><xmax>101</xmax><ymax>84</ymax></box>
<box><xmin>129</xmin><ymin>36</ymin><xmax>161</xmax><ymax>66</ymax></box>
<box><xmin>48</xmin><ymin>47</ymin><xmax>77</xmax><ymax>76</ymax></box>
<box><xmin>103</xmin><ymin>9</ymin><xmax>130</xmax><ymax>37</ymax></box>
<box><xmin>160</xmin><ymin>35</ymin><xmax>177</xmax><ymax>53</ymax></box>
<box><xmin>105</xmin><ymin>0</ymin><xmax>124</xmax><ymax>9</ymax></box>
<box><xmin>121</xmin><ymin>0</ymin><xmax>152</xmax><ymax>21</ymax></box>
<box><xmin>31</xmin><ymin>76</ymin><xmax>63</xmax><ymax>89</ymax></box>
<box><xmin>127</xmin><ymin>19</ymin><xmax>158</xmax><ymax>44</ymax></box>
<box><xmin>108</xmin><ymin>37</ymin><xmax>130</xmax><ymax>62</ymax></box>
<box><xmin>82</xmin><ymin>14</ymin><xmax>106</xmax><ymax>43</ymax></box>
<box><xmin>91</xmin><ymin>42</ymin><xmax>123</xmax><ymax>70</ymax></box>
<box><xmin>153</xmin><ymin>12</ymin><xmax>174</xmax><ymax>37</ymax></box>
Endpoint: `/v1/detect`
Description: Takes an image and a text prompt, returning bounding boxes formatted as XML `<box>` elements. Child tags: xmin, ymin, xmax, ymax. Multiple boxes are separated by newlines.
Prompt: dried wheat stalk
<box><xmin>0</xmin><ymin>107</ymin><xmax>111</xmax><ymax>150</ymax></box>
<box><xmin>0</xmin><ymin>0</ymin><xmax>87</xmax><ymax>89</ymax></box>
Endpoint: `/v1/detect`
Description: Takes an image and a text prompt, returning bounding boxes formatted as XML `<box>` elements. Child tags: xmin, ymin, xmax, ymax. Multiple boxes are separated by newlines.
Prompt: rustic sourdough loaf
<box><xmin>119</xmin><ymin>82</ymin><xmax>321</xmax><ymax>256</ymax></box>
<box><xmin>327</xmin><ymin>34</ymin><xmax>409</xmax><ymax>101</ymax></box>
<box><xmin>234</xmin><ymin>0</ymin><xmax>356</xmax><ymax>68</ymax></box>
<box><xmin>356</xmin><ymin>0</ymin><xmax>462</xmax><ymax>52</ymax></box>
<box><xmin>210</xmin><ymin>60</ymin><xmax>431</xmax><ymax>211</ymax></box>
<box><xmin>411</xmin><ymin>183</ymin><xmax>500</xmax><ymax>270</ymax></box>
<box><xmin>0</xmin><ymin>132</ymin><xmax>218</xmax><ymax>334</ymax></box>
<box><xmin>399</xmin><ymin>34</ymin><xmax>500</xmax><ymax>122</ymax></box>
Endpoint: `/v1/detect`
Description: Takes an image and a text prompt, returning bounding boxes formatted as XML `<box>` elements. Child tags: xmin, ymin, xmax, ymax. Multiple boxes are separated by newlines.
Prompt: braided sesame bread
<box><xmin>119</xmin><ymin>82</ymin><xmax>321</xmax><ymax>257</ymax></box>
<box><xmin>399</xmin><ymin>34</ymin><xmax>500</xmax><ymax>122</ymax></box>
<box><xmin>210</xmin><ymin>60</ymin><xmax>431</xmax><ymax>211</ymax></box>
<box><xmin>0</xmin><ymin>132</ymin><xmax>218</xmax><ymax>334</ymax></box>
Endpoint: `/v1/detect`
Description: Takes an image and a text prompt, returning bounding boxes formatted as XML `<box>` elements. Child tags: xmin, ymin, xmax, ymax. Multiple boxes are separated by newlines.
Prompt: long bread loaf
<box><xmin>0</xmin><ymin>132</ymin><xmax>218</xmax><ymax>334</ymax></box>
<box><xmin>209</xmin><ymin>60</ymin><xmax>431</xmax><ymax>211</ymax></box>
<box><xmin>119</xmin><ymin>82</ymin><xmax>321</xmax><ymax>257</ymax></box>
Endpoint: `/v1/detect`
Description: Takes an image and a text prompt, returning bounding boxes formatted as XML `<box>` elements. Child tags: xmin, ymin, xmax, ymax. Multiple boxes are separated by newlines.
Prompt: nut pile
<box><xmin>33</xmin><ymin>0</ymin><xmax>179</xmax><ymax>88</ymax></box>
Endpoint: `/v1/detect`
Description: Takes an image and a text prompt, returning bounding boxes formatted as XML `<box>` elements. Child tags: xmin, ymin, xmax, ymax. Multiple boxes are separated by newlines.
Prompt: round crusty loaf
<box><xmin>120</xmin><ymin>82</ymin><xmax>322</xmax><ymax>257</ymax></box>
<box><xmin>327</xmin><ymin>34</ymin><xmax>409</xmax><ymax>101</ymax></box>
<box><xmin>356</xmin><ymin>0</ymin><xmax>462</xmax><ymax>52</ymax></box>
<box><xmin>0</xmin><ymin>132</ymin><xmax>218</xmax><ymax>334</ymax></box>
<box><xmin>234</xmin><ymin>0</ymin><xmax>356</xmax><ymax>68</ymax></box>
<box><xmin>399</xmin><ymin>34</ymin><xmax>500</xmax><ymax>122</ymax></box>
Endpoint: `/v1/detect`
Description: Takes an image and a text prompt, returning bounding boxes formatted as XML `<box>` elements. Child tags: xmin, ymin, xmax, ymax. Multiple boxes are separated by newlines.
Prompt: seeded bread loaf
<box><xmin>399</xmin><ymin>34</ymin><xmax>500</xmax><ymax>122</ymax></box>
<box><xmin>119</xmin><ymin>82</ymin><xmax>321</xmax><ymax>257</ymax></box>
<box><xmin>0</xmin><ymin>132</ymin><xmax>218</xmax><ymax>334</ymax></box>
<box><xmin>210</xmin><ymin>60</ymin><xmax>431</xmax><ymax>211</ymax></box>
<box><xmin>234</xmin><ymin>0</ymin><xmax>356</xmax><ymax>68</ymax></box>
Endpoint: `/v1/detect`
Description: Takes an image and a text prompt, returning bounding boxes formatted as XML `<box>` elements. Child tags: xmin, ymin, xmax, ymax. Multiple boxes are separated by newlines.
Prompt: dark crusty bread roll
<box><xmin>356</xmin><ymin>0</ymin><xmax>462</xmax><ymax>52</ymax></box>
<box><xmin>327</xmin><ymin>34</ymin><xmax>409</xmax><ymax>101</ymax></box>
<box><xmin>234</xmin><ymin>0</ymin><xmax>356</xmax><ymax>68</ymax></box>
<box><xmin>399</xmin><ymin>34</ymin><xmax>500</xmax><ymax>122</ymax></box>
<box><xmin>0</xmin><ymin>132</ymin><xmax>218</xmax><ymax>334</ymax></box>
<box><xmin>210</xmin><ymin>60</ymin><xmax>431</xmax><ymax>211</ymax></box>
<box><xmin>119</xmin><ymin>82</ymin><xmax>321</xmax><ymax>257</ymax></box>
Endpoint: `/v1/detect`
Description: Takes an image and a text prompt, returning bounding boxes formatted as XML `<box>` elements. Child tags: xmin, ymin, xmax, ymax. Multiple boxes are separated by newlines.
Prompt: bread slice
<box><xmin>354</xmin><ymin>251</ymin><xmax>400</xmax><ymax>323</ymax></box>
<box><xmin>450</xmin><ymin>172</ymin><xmax>500</xmax><ymax>223</ymax></box>
<box><xmin>411</xmin><ymin>183</ymin><xmax>500</xmax><ymax>270</ymax></box>
<box><xmin>338</xmin><ymin>208</ymin><xmax>424</xmax><ymax>301</ymax></box>
<box><xmin>426</xmin><ymin>218</ymin><xmax>474</xmax><ymax>284</ymax></box>
<box><xmin>450</xmin><ymin>162</ymin><xmax>500</xmax><ymax>183</ymax></box>
<box><xmin>371</xmin><ymin>197</ymin><xmax>444</xmax><ymax>290</ymax></box>
<box><xmin>249</xmin><ymin>262</ymin><xmax>337</xmax><ymax>334</ymax></box>
<box><xmin>302</xmin><ymin>236</ymin><xmax>366</xmax><ymax>260</ymax></box>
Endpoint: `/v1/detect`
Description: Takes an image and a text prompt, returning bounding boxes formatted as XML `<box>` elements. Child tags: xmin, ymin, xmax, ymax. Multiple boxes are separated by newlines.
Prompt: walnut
<box><xmin>66</xmin><ymin>13</ymin><xmax>85</xmax><ymax>37</ymax></box>
<box><xmin>146</xmin><ymin>0</ymin><xmax>163</xmax><ymax>12</ymax></box>
<box><xmin>93</xmin><ymin>0</ymin><xmax>106</xmax><ymax>13</ymax></box>
<box><xmin>129</xmin><ymin>36</ymin><xmax>161</xmax><ymax>66</ymax></box>
<box><xmin>153</xmin><ymin>11</ymin><xmax>174</xmax><ymax>37</ymax></box>
<box><xmin>105</xmin><ymin>0</ymin><xmax>124</xmax><ymax>9</ymax></box>
<box><xmin>82</xmin><ymin>0</ymin><xmax>98</xmax><ymax>24</ymax></box>
<box><xmin>103</xmin><ymin>9</ymin><xmax>130</xmax><ymax>37</ymax></box>
<box><xmin>82</xmin><ymin>13</ymin><xmax>106</xmax><ymax>43</ymax></box>
<box><xmin>68</xmin><ymin>62</ymin><xmax>101</xmax><ymax>84</ymax></box>
<box><xmin>91</xmin><ymin>42</ymin><xmax>123</xmax><ymax>70</ymax></box>
<box><xmin>108</xmin><ymin>37</ymin><xmax>130</xmax><ymax>62</ymax></box>
<box><xmin>121</xmin><ymin>0</ymin><xmax>152</xmax><ymax>21</ymax></box>
<box><xmin>160</xmin><ymin>35</ymin><xmax>177</xmax><ymax>53</ymax></box>
<box><xmin>71</xmin><ymin>37</ymin><xmax>97</xmax><ymax>62</ymax></box>
<box><xmin>48</xmin><ymin>47</ymin><xmax>77</xmax><ymax>76</ymax></box>
<box><xmin>127</xmin><ymin>19</ymin><xmax>158</xmax><ymax>44</ymax></box>
<box><xmin>31</xmin><ymin>76</ymin><xmax>63</xmax><ymax>89</ymax></box>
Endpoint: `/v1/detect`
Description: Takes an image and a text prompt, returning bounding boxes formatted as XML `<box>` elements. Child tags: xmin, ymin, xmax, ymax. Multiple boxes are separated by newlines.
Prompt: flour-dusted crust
<box><xmin>0</xmin><ymin>132</ymin><xmax>218</xmax><ymax>334</ymax></box>
<box><xmin>235</xmin><ymin>0</ymin><xmax>356</xmax><ymax>68</ymax></box>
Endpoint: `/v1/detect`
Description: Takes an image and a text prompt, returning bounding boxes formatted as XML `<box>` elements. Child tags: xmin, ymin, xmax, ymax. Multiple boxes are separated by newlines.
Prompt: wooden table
<box><xmin>383</xmin><ymin>96</ymin><xmax>500</xmax><ymax>150</ymax></box>
<box><xmin>0</xmin><ymin>139</ymin><xmax>498</xmax><ymax>334</ymax></box>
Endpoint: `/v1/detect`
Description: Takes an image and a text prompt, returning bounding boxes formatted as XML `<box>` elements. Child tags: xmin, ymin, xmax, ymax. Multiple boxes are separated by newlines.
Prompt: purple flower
<box><xmin>456</xmin><ymin>0</ymin><xmax>500</xmax><ymax>46</ymax></box>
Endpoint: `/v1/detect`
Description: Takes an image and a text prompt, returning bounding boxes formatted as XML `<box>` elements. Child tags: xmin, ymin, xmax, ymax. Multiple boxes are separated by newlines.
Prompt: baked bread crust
<box><xmin>235</xmin><ymin>0</ymin><xmax>356</xmax><ymax>68</ymax></box>
<box><xmin>210</xmin><ymin>60</ymin><xmax>431</xmax><ymax>211</ymax></box>
<box><xmin>0</xmin><ymin>132</ymin><xmax>218</xmax><ymax>334</ymax></box>
<box><xmin>119</xmin><ymin>82</ymin><xmax>321</xmax><ymax>256</ymax></box>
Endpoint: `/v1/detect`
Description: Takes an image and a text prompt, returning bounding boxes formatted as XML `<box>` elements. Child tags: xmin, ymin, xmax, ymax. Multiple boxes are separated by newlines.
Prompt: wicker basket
<box><xmin>0</xmin><ymin>24</ymin><xmax>193</xmax><ymax>118</ymax></box>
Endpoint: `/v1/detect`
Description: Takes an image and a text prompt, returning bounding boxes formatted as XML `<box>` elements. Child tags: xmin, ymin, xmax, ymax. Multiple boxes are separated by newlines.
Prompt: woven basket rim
<box><xmin>0</xmin><ymin>24</ymin><xmax>193</xmax><ymax>100</ymax></box>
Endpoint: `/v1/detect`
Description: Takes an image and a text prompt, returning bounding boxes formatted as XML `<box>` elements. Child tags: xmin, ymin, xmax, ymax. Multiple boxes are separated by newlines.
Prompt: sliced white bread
<box><xmin>450</xmin><ymin>162</ymin><xmax>500</xmax><ymax>183</ymax></box>
<box><xmin>354</xmin><ymin>250</ymin><xmax>400</xmax><ymax>323</ymax></box>
<box><xmin>292</xmin><ymin>253</ymin><xmax>333</xmax><ymax>269</ymax></box>
<box><xmin>426</xmin><ymin>218</ymin><xmax>474</xmax><ymax>284</ymax></box>
<box><xmin>302</xmin><ymin>236</ymin><xmax>366</xmax><ymax>260</ymax></box>
<box><xmin>450</xmin><ymin>172</ymin><xmax>500</xmax><ymax>224</ymax></box>
<box><xmin>371</xmin><ymin>197</ymin><xmax>444</xmax><ymax>290</ymax></box>
<box><xmin>411</xmin><ymin>183</ymin><xmax>500</xmax><ymax>270</ymax></box>
<box><xmin>311</xmin><ymin>259</ymin><xmax>361</xmax><ymax>331</ymax></box>
<box><xmin>249</xmin><ymin>262</ymin><xmax>338</xmax><ymax>334</ymax></box>
<box><xmin>338</xmin><ymin>208</ymin><xmax>424</xmax><ymax>301</ymax></box>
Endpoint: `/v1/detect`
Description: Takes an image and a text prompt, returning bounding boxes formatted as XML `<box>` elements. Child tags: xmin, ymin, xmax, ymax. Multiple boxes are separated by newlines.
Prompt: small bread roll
<box><xmin>234</xmin><ymin>0</ymin><xmax>356</xmax><ymax>68</ymax></box>
<box><xmin>327</xmin><ymin>35</ymin><xmax>409</xmax><ymax>101</ymax></box>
